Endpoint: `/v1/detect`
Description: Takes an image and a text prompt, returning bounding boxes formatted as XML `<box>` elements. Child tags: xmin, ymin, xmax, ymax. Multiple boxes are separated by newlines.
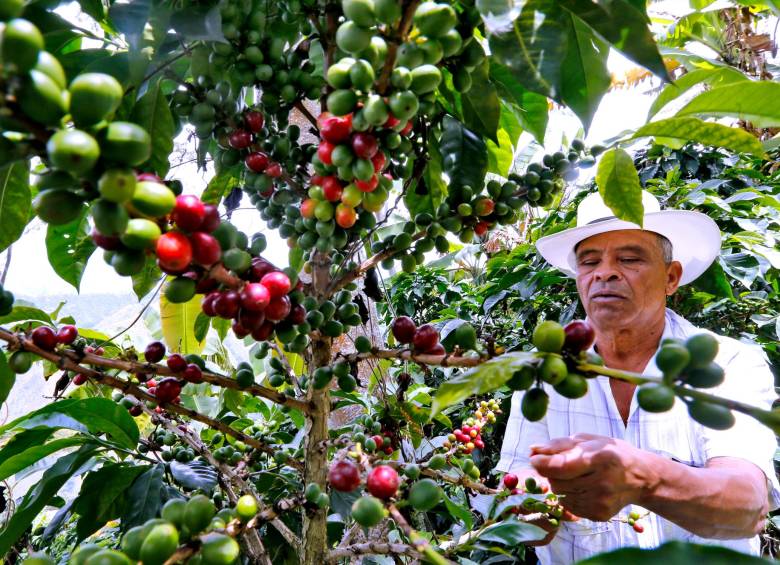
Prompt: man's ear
<box><xmin>665</xmin><ymin>261</ymin><xmax>683</xmax><ymax>295</ymax></box>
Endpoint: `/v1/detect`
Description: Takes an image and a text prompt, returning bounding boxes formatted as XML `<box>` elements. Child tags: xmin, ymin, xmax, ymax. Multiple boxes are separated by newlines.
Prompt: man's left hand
<box><xmin>529</xmin><ymin>433</ymin><xmax>654</xmax><ymax>522</ymax></box>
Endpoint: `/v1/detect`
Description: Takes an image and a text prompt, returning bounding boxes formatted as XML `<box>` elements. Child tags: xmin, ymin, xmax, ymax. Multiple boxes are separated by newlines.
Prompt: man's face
<box><xmin>574</xmin><ymin>230</ymin><xmax>682</xmax><ymax>331</ymax></box>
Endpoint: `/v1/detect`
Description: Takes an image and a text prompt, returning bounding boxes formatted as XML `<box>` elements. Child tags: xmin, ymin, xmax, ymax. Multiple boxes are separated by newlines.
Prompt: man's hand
<box><xmin>529</xmin><ymin>433</ymin><xmax>655</xmax><ymax>522</ymax></box>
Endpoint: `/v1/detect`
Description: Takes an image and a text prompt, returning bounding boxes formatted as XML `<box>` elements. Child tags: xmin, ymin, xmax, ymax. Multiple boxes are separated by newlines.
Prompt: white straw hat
<box><xmin>536</xmin><ymin>190</ymin><xmax>721</xmax><ymax>285</ymax></box>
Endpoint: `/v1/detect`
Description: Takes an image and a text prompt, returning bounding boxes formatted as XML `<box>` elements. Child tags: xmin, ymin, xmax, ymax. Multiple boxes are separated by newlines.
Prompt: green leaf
<box><xmin>108</xmin><ymin>0</ymin><xmax>152</xmax><ymax>49</ymax></box>
<box><xmin>0</xmin><ymin>160</ymin><xmax>31</xmax><ymax>253</ymax></box>
<box><xmin>0</xmin><ymin>351</ymin><xmax>14</xmax><ymax>405</ymax></box>
<box><xmin>170</xmin><ymin>460</ymin><xmax>218</xmax><ymax>493</ymax></box>
<box><xmin>130</xmin><ymin>79</ymin><xmax>175</xmax><ymax>176</ymax></box>
<box><xmin>595</xmin><ymin>148</ymin><xmax>644</xmax><ymax>226</ymax></box>
<box><xmin>431</xmin><ymin>351</ymin><xmax>534</xmax><ymax>416</ymax></box>
<box><xmin>289</xmin><ymin>246</ymin><xmax>304</xmax><ymax>272</ymax></box>
<box><xmin>193</xmin><ymin>311</ymin><xmax>211</xmax><ymax>342</ymax></box>
<box><xmin>0</xmin><ymin>398</ymin><xmax>140</xmax><ymax>450</ymax></box>
<box><xmin>691</xmin><ymin>261</ymin><xmax>734</xmax><ymax>300</ymax></box>
<box><xmin>122</xmin><ymin>463</ymin><xmax>168</xmax><ymax>531</ymax></box>
<box><xmin>490</xmin><ymin>63</ymin><xmax>548</xmax><ymax>144</ymax></box>
<box><xmin>488</xmin><ymin>0</ymin><xmax>568</xmax><ymax>99</ymax></box>
<box><xmin>439</xmin><ymin>116</ymin><xmax>488</xmax><ymax>192</ymax></box>
<box><xmin>45</xmin><ymin>209</ymin><xmax>96</xmax><ymax>291</ymax></box>
<box><xmin>0</xmin><ymin>444</ymin><xmax>98</xmax><ymax>556</ymax></box>
<box><xmin>558</xmin><ymin>0</ymin><xmax>668</xmax><ymax>80</ymax></box>
<box><xmin>0</xmin><ymin>306</ymin><xmax>53</xmax><ymax>327</ymax></box>
<box><xmin>560</xmin><ymin>13</ymin><xmax>611</xmax><ymax>129</ymax></box>
<box><xmin>476</xmin><ymin>517</ymin><xmax>548</xmax><ymax>544</ymax></box>
<box><xmin>676</xmin><ymin>82</ymin><xmax>780</xmax><ymax>128</ymax></box>
<box><xmin>131</xmin><ymin>260</ymin><xmax>163</xmax><ymax>300</ymax></box>
<box><xmin>406</xmin><ymin>134</ymin><xmax>446</xmax><ymax>218</ymax></box>
<box><xmin>648</xmin><ymin>67</ymin><xmax>747</xmax><ymax>119</ymax></box>
<box><xmin>578</xmin><ymin>541</ymin><xmax>772</xmax><ymax>564</ymax></box>
<box><xmin>160</xmin><ymin>291</ymin><xmax>206</xmax><ymax>355</ymax></box>
<box><xmin>632</xmin><ymin>117</ymin><xmax>765</xmax><ymax>156</ymax></box>
<box><xmin>461</xmin><ymin>60</ymin><xmax>501</xmax><ymax>144</ymax></box>
<box><xmin>202</xmin><ymin>167</ymin><xmax>240</xmax><ymax>204</ymax></box>
<box><xmin>74</xmin><ymin>463</ymin><xmax>148</xmax><ymax>541</ymax></box>
<box><xmin>0</xmin><ymin>436</ymin><xmax>86</xmax><ymax>482</ymax></box>
<box><xmin>169</xmin><ymin>5</ymin><xmax>225</xmax><ymax>42</ymax></box>
<box><xmin>443</xmin><ymin>494</ymin><xmax>473</xmax><ymax>530</ymax></box>
<box><xmin>486</xmin><ymin>129</ymin><xmax>514</xmax><ymax>177</ymax></box>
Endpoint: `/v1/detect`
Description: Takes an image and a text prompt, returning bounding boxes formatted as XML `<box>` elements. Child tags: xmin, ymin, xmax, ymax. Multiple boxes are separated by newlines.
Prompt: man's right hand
<box><xmin>507</xmin><ymin>470</ymin><xmax>578</xmax><ymax>546</ymax></box>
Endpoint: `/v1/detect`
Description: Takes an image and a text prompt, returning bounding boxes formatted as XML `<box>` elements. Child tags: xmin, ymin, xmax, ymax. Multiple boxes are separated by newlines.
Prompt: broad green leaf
<box><xmin>499</xmin><ymin>101</ymin><xmax>524</xmax><ymax>147</ymax></box>
<box><xmin>45</xmin><ymin>209</ymin><xmax>96</xmax><ymax>291</ymax></box>
<box><xmin>431</xmin><ymin>351</ymin><xmax>534</xmax><ymax>416</ymax></box>
<box><xmin>0</xmin><ymin>437</ymin><xmax>86</xmax><ymax>482</ymax></box>
<box><xmin>488</xmin><ymin>0</ymin><xmax>567</xmax><ymax>99</ymax></box>
<box><xmin>0</xmin><ymin>398</ymin><xmax>140</xmax><ymax>450</ymax></box>
<box><xmin>193</xmin><ymin>311</ymin><xmax>211</xmax><ymax>342</ymax></box>
<box><xmin>692</xmin><ymin>261</ymin><xmax>734</xmax><ymax>300</ymax></box>
<box><xmin>0</xmin><ymin>160</ymin><xmax>31</xmax><ymax>253</ymax></box>
<box><xmin>439</xmin><ymin>116</ymin><xmax>488</xmax><ymax>192</ymax></box>
<box><xmin>595</xmin><ymin>148</ymin><xmax>644</xmax><ymax>226</ymax></box>
<box><xmin>0</xmin><ymin>351</ymin><xmax>14</xmax><ymax>405</ymax></box>
<box><xmin>130</xmin><ymin>79</ymin><xmax>174</xmax><ymax>176</ymax></box>
<box><xmin>0</xmin><ymin>444</ymin><xmax>98</xmax><ymax>556</ymax></box>
<box><xmin>443</xmin><ymin>494</ymin><xmax>473</xmax><ymax>530</ymax></box>
<box><xmin>169</xmin><ymin>5</ymin><xmax>225</xmax><ymax>42</ymax></box>
<box><xmin>407</xmin><ymin>134</ymin><xmax>446</xmax><ymax>218</ymax></box>
<box><xmin>560</xmin><ymin>14</ymin><xmax>611</xmax><ymax>129</ymax></box>
<box><xmin>108</xmin><ymin>0</ymin><xmax>152</xmax><ymax>49</ymax></box>
<box><xmin>74</xmin><ymin>463</ymin><xmax>148</xmax><ymax>541</ymax></box>
<box><xmin>0</xmin><ymin>306</ymin><xmax>53</xmax><ymax>326</ymax></box>
<box><xmin>558</xmin><ymin>0</ymin><xmax>669</xmax><ymax>80</ymax></box>
<box><xmin>461</xmin><ymin>60</ymin><xmax>501</xmax><ymax>144</ymax></box>
<box><xmin>122</xmin><ymin>463</ymin><xmax>168</xmax><ymax>531</ymax></box>
<box><xmin>632</xmin><ymin>117</ymin><xmax>765</xmax><ymax>156</ymax></box>
<box><xmin>476</xmin><ymin>517</ymin><xmax>548</xmax><ymax>544</ymax></box>
<box><xmin>202</xmin><ymin>166</ymin><xmax>241</xmax><ymax>204</ymax></box>
<box><xmin>131</xmin><ymin>260</ymin><xmax>163</xmax><ymax>300</ymax></box>
<box><xmin>160</xmin><ymin>291</ymin><xmax>206</xmax><ymax>355</ymax></box>
<box><xmin>289</xmin><ymin>246</ymin><xmax>304</xmax><ymax>272</ymax></box>
<box><xmin>676</xmin><ymin>82</ymin><xmax>780</xmax><ymax>128</ymax></box>
<box><xmin>490</xmin><ymin>62</ymin><xmax>548</xmax><ymax>144</ymax></box>
<box><xmin>578</xmin><ymin>541</ymin><xmax>772</xmax><ymax>564</ymax></box>
<box><xmin>486</xmin><ymin>129</ymin><xmax>514</xmax><ymax>178</ymax></box>
<box><xmin>648</xmin><ymin>67</ymin><xmax>747</xmax><ymax>119</ymax></box>
<box><xmin>170</xmin><ymin>460</ymin><xmax>218</xmax><ymax>493</ymax></box>
<box><xmin>76</xmin><ymin>0</ymin><xmax>107</xmax><ymax>23</ymax></box>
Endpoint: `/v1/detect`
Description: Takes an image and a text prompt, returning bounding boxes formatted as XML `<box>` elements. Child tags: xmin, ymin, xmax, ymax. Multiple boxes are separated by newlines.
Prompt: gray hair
<box><xmin>656</xmin><ymin>233</ymin><xmax>673</xmax><ymax>265</ymax></box>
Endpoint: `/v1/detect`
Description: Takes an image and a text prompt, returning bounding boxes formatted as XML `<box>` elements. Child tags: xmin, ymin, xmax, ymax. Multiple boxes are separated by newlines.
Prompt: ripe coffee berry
<box><xmin>563</xmin><ymin>320</ymin><xmax>596</xmax><ymax>353</ymax></box>
<box><xmin>366</xmin><ymin>465</ymin><xmax>400</xmax><ymax>499</ymax></box>
<box><xmin>183</xmin><ymin>363</ymin><xmax>203</xmax><ymax>383</ymax></box>
<box><xmin>240</xmin><ymin>283</ymin><xmax>271</xmax><ymax>312</ymax></box>
<box><xmin>260</xmin><ymin>272</ymin><xmax>291</xmax><ymax>299</ymax></box>
<box><xmin>72</xmin><ymin>373</ymin><xmax>89</xmax><ymax>385</ymax></box>
<box><xmin>32</xmin><ymin>326</ymin><xmax>58</xmax><ymax>350</ymax></box>
<box><xmin>214</xmin><ymin>291</ymin><xmax>241</xmax><ymax>319</ymax></box>
<box><xmin>155</xmin><ymin>377</ymin><xmax>182</xmax><ymax>404</ymax></box>
<box><xmin>265</xmin><ymin>295</ymin><xmax>291</xmax><ymax>321</ymax></box>
<box><xmin>190</xmin><ymin>232</ymin><xmax>221</xmax><ymax>266</ymax></box>
<box><xmin>172</xmin><ymin>195</ymin><xmax>205</xmax><ymax>232</ymax></box>
<box><xmin>156</xmin><ymin>232</ymin><xmax>193</xmax><ymax>273</ymax></box>
<box><xmin>412</xmin><ymin>324</ymin><xmax>439</xmax><ymax>352</ymax></box>
<box><xmin>56</xmin><ymin>325</ymin><xmax>78</xmax><ymax>344</ymax></box>
<box><xmin>328</xmin><ymin>460</ymin><xmax>361</xmax><ymax>492</ymax></box>
<box><xmin>201</xmin><ymin>204</ymin><xmax>220</xmax><ymax>233</ymax></box>
<box><xmin>167</xmin><ymin>354</ymin><xmax>187</xmax><ymax>372</ymax></box>
<box><xmin>144</xmin><ymin>341</ymin><xmax>166</xmax><ymax>363</ymax></box>
<box><xmin>391</xmin><ymin>316</ymin><xmax>416</xmax><ymax>344</ymax></box>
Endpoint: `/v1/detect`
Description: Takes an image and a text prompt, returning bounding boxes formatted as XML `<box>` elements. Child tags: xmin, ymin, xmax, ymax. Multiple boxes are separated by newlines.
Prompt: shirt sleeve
<box><xmin>699</xmin><ymin>340</ymin><xmax>780</xmax><ymax>510</ymax></box>
<box><xmin>496</xmin><ymin>390</ymin><xmax>550</xmax><ymax>473</ymax></box>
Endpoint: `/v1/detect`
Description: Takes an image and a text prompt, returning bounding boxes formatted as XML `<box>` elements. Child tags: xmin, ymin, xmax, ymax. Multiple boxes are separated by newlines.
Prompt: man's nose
<box><xmin>592</xmin><ymin>257</ymin><xmax>622</xmax><ymax>282</ymax></box>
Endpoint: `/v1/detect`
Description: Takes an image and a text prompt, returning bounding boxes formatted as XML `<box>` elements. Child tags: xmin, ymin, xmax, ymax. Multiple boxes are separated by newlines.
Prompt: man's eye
<box><xmin>621</xmin><ymin>258</ymin><xmax>639</xmax><ymax>263</ymax></box>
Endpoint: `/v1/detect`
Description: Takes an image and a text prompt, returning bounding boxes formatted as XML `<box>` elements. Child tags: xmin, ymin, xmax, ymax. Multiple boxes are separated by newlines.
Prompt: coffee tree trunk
<box><xmin>302</xmin><ymin>252</ymin><xmax>332</xmax><ymax>564</ymax></box>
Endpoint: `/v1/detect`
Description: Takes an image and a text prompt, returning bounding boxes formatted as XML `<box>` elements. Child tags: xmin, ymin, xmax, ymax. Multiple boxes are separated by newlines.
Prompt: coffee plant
<box><xmin>1</xmin><ymin>0</ymin><xmax>780</xmax><ymax>564</ymax></box>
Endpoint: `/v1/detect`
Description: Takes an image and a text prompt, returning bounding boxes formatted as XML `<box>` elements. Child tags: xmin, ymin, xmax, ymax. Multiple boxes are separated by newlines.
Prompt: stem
<box><xmin>328</xmin><ymin>542</ymin><xmax>417</xmax><ymax>561</ymax></box>
<box><xmin>376</xmin><ymin>1</ymin><xmax>422</xmax><ymax>95</ymax></box>
<box><xmin>348</xmin><ymin>348</ymin><xmax>487</xmax><ymax>368</ymax></box>
<box><xmin>293</xmin><ymin>101</ymin><xmax>318</xmax><ymax>129</ymax></box>
<box><xmin>301</xmin><ymin>251</ymin><xmax>333</xmax><ymax>565</ymax></box>
<box><xmin>387</xmin><ymin>504</ymin><xmax>453</xmax><ymax>565</ymax></box>
<box><xmin>0</xmin><ymin>328</ymin><xmax>309</xmax><ymax>412</ymax></box>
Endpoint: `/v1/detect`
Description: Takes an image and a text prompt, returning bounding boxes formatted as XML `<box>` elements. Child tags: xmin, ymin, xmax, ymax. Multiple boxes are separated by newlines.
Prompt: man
<box><xmin>497</xmin><ymin>190</ymin><xmax>779</xmax><ymax>563</ymax></box>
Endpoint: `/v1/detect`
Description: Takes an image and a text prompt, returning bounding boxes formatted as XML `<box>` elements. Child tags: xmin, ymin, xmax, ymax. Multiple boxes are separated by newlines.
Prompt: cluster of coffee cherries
<box><xmin>443</xmin><ymin>398</ymin><xmax>501</xmax><ymax>455</ymax></box>
<box><xmin>501</xmin><ymin>474</ymin><xmax>566</xmax><ymax>524</ymax></box>
<box><xmin>136</xmin><ymin>427</ymin><xmax>197</xmax><ymax>463</ymax></box>
<box><xmin>349</xmin><ymin>414</ymin><xmax>397</xmax><ymax>456</ymax></box>
<box><xmin>638</xmin><ymin>332</ymin><xmax>730</xmax><ymax>429</ymax></box>
<box><xmin>390</xmin><ymin>315</ymin><xmax>444</xmax><ymax>355</ymax></box>
<box><xmin>31</xmin><ymin>493</ymin><xmax>261</xmax><ymax>565</ymax></box>
<box><xmin>327</xmin><ymin>457</ymin><xmax>444</xmax><ymax>528</ymax></box>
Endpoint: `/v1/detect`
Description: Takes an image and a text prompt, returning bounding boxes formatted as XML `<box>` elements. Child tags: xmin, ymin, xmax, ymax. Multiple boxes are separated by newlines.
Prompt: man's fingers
<box><xmin>529</xmin><ymin>437</ymin><xmax>581</xmax><ymax>455</ymax></box>
<box><xmin>530</xmin><ymin>448</ymin><xmax>593</xmax><ymax>480</ymax></box>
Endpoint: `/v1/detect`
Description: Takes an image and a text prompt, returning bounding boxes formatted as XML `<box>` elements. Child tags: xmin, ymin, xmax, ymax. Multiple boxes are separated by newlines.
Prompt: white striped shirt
<box><xmin>497</xmin><ymin>309</ymin><xmax>779</xmax><ymax>564</ymax></box>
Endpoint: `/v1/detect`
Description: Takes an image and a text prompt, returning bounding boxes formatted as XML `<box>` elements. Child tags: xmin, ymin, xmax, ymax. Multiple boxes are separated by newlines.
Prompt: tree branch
<box><xmin>376</xmin><ymin>1</ymin><xmax>422</xmax><ymax>95</ymax></box>
<box><xmin>328</xmin><ymin>542</ymin><xmax>417</xmax><ymax>561</ymax></box>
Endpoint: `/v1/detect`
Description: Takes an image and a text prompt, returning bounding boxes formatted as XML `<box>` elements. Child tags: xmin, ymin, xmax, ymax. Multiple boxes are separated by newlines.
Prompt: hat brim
<box><xmin>536</xmin><ymin>210</ymin><xmax>721</xmax><ymax>285</ymax></box>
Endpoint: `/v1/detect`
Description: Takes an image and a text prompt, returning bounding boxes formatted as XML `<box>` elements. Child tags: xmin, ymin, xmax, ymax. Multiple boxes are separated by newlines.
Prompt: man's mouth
<box><xmin>590</xmin><ymin>291</ymin><xmax>626</xmax><ymax>301</ymax></box>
